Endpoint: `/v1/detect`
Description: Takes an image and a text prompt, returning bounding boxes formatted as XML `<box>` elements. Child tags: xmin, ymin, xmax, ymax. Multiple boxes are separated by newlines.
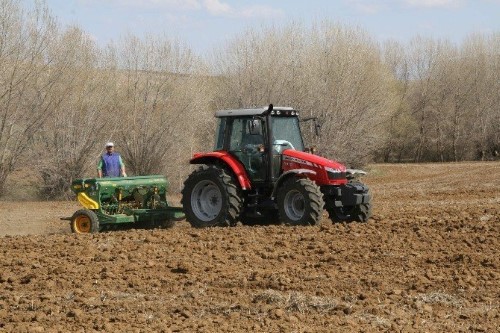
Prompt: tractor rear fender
<box><xmin>190</xmin><ymin>152</ymin><xmax>252</xmax><ymax>190</ymax></box>
<box><xmin>271</xmin><ymin>169</ymin><xmax>316</xmax><ymax>199</ymax></box>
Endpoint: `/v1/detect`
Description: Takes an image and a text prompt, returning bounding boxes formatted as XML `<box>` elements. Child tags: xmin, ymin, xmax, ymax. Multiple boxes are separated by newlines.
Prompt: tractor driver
<box><xmin>97</xmin><ymin>142</ymin><xmax>127</xmax><ymax>178</ymax></box>
<box><xmin>241</xmin><ymin>119</ymin><xmax>264</xmax><ymax>153</ymax></box>
<box><xmin>240</xmin><ymin>119</ymin><xmax>265</xmax><ymax>180</ymax></box>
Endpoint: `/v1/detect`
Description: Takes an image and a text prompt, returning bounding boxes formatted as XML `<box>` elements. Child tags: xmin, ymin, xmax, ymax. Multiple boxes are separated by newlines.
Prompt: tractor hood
<box><xmin>282</xmin><ymin>149</ymin><xmax>346</xmax><ymax>173</ymax></box>
<box><xmin>281</xmin><ymin>149</ymin><xmax>347</xmax><ymax>185</ymax></box>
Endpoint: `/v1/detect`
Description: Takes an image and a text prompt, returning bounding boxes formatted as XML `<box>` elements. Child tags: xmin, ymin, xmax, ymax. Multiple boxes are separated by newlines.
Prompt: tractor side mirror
<box><xmin>314</xmin><ymin>122</ymin><xmax>321</xmax><ymax>137</ymax></box>
<box><xmin>248</xmin><ymin>119</ymin><xmax>262</xmax><ymax>136</ymax></box>
<box><xmin>301</xmin><ymin>116</ymin><xmax>321</xmax><ymax>137</ymax></box>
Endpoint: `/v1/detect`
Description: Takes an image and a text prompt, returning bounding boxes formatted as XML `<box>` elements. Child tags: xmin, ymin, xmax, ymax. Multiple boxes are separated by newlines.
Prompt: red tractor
<box><xmin>181</xmin><ymin>105</ymin><xmax>371</xmax><ymax>227</ymax></box>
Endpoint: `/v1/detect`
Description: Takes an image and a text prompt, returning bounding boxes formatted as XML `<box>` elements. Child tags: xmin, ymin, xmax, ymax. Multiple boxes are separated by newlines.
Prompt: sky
<box><xmin>42</xmin><ymin>0</ymin><xmax>500</xmax><ymax>54</ymax></box>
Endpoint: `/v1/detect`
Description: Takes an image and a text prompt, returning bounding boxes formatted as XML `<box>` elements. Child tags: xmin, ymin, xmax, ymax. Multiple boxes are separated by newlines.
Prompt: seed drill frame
<box><xmin>64</xmin><ymin>175</ymin><xmax>184</xmax><ymax>233</ymax></box>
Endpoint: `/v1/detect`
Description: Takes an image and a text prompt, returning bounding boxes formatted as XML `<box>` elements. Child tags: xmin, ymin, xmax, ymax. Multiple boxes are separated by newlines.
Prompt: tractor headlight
<box><xmin>326</xmin><ymin>167</ymin><xmax>346</xmax><ymax>180</ymax></box>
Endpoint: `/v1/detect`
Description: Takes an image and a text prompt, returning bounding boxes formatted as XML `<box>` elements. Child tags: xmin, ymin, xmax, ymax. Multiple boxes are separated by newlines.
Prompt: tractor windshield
<box><xmin>272</xmin><ymin>117</ymin><xmax>304</xmax><ymax>152</ymax></box>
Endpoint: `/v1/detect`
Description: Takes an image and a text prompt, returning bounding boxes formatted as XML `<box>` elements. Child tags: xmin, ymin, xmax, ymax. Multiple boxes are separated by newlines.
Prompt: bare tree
<box><xmin>378</xmin><ymin>40</ymin><xmax>415</xmax><ymax>162</ymax></box>
<box><xmin>210</xmin><ymin>23</ymin><xmax>308</xmax><ymax>109</ymax></box>
<box><xmin>378</xmin><ymin>32</ymin><xmax>499</xmax><ymax>163</ymax></box>
<box><xmin>0</xmin><ymin>0</ymin><xmax>62</xmax><ymax>196</ymax></box>
<box><xmin>460</xmin><ymin>33</ymin><xmax>500</xmax><ymax>160</ymax></box>
<box><xmin>210</xmin><ymin>21</ymin><xmax>393</xmax><ymax>166</ymax></box>
<box><xmin>112</xmin><ymin>34</ymin><xmax>210</xmax><ymax>180</ymax></box>
<box><xmin>303</xmin><ymin>21</ymin><xmax>393</xmax><ymax>166</ymax></box>
<box><xmin>33</xmin><ymin>26</ymin><xmax>119</xmax><ymax>198</ymax></box>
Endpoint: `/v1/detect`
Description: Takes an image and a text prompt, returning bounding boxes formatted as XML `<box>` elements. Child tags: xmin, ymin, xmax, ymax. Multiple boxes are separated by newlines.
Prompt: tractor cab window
<box><xmin>228</xmin><ymin>117</ymin><xmax>265</xmax><ymax>181</ymax></box>
<box><xmin>228</xmin><ymin>118</ymin><xmax>244</xmax><ymax>151</ymax></box>
<box><xmin>229</xmin><ymin>118</ymin><xmax>264</xmax><ymax>151</ymax></box>
<box><xmin>214</xmin><ymin>118</ymin><xmax>226</xmax><ymax>150</ymax></box>
<box><xmin>271</xmin><ymin>117</ymin><xmax>305</xmax><ymax>153</ymax></box>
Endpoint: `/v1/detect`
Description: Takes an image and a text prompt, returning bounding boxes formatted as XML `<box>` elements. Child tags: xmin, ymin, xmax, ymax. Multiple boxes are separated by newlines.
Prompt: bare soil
<box><xmin>0</xmin><ymin>162</ymin><xmax>498</xmax><ymax>332</ymax></box>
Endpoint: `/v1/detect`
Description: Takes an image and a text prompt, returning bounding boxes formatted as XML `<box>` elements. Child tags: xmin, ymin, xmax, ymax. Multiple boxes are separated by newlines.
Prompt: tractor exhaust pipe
<box><xmin>264</xmin><ymin>104</ymin><xmax>274</xmax><ymax>182</ymax></box>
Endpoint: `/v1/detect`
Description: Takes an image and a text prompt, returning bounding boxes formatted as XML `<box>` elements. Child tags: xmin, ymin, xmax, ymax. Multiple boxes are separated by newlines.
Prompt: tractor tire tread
<box><xmin>278</xmin><ymin>178</ymin><xmax>324</xmax><ymax>226</ymax></box>
<box><xmin>181</xmin><ymin>165</ymin><xmax>242</xmax><ymax>228</ymax></box>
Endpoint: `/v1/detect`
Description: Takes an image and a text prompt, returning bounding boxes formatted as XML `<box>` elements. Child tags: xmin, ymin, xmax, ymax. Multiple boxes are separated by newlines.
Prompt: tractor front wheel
<box><xmin>277</xmin><ymin>178</ymin><xmax>324</xmax><ymax>226</ymax></box>
<box><xmin>71</xmin><ymin>209</ymin><xmax>100</xmax><ymax>233</ymax></box>
<box><xmin>181</xmin><ymin>165</ymin><xmax>242</xmax><ymax>228</ymax></box>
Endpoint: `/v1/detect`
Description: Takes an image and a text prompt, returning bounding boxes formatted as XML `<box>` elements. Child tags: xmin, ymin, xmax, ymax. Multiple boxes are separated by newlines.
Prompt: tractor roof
<box><xmin>215</xmin><ymin>106</ymin><xmax>296</xmax><ymax>117</ymax></box>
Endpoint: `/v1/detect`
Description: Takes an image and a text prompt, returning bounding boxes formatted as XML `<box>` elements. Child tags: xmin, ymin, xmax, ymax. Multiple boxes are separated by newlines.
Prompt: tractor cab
<box><xmin>214</xmin><ymin>107</ymin><xmax>304</xmax><ymax>183</ymax></box>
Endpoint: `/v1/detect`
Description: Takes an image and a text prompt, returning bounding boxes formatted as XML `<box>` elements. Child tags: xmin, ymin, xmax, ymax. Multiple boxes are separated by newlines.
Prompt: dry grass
<box><xmin>414</xmin><ymin>292</ymin><xmax>463</xmax><ymax>308</ymax></box>
<box><xmin>355</xmin><ymin>313</ymin><xmax>391</xmax><ymax>328</ymax></box>
<box><xmin>253</xmin><ymin>289</ymin><xmax>340</xmax><ymax>313</ymax></box>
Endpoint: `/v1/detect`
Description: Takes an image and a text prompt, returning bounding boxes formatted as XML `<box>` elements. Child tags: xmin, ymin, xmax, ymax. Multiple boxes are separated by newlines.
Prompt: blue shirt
<box><xmin>98</xmin><ymin>152</ymin><xmax>124</xmax><ymax>177</ymax></box>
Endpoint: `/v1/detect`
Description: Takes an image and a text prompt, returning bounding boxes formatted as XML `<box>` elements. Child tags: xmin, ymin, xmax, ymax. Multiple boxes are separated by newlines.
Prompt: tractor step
<box><xmin>246</xmin><ymin>199</ymin><xmax>277</xmax><ymax>210</ymax></box>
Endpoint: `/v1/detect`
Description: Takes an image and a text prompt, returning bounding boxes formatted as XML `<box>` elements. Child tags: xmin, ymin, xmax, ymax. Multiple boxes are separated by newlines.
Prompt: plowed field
<box><xmin>0</xmin><ymin>162</ymin><xmax>499</xmax><ymax>332</ymax></box>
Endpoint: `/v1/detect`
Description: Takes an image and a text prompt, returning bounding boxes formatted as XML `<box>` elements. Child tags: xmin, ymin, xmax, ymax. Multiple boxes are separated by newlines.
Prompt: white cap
<box><xmin>105</xmin><ymin>142</ymin><xmax>114</xmax><ymax>147</ymax></box>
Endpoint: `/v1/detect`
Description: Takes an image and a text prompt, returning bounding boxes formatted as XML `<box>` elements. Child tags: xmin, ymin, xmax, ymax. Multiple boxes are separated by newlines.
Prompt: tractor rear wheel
<box><xmin>277</xmin><ymin>178</ymin><xmax>324</xmax><ymax>226</ymax></box>
<box><xmin>71</xmin><ymin>209</ymin><xmax>100</xmax><ymax>233</ymax></box>
<box><xmin>181</xmin><ymin>165</ymin><xmax>242</xmax><ymax>228</ymax></box>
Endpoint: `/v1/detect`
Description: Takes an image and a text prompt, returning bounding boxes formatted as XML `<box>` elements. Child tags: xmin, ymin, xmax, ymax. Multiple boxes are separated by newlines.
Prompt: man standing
<box><xmin>97</xmin><ymin>142</ymin><xmax>127</xmax><ymax>178</ymax></box>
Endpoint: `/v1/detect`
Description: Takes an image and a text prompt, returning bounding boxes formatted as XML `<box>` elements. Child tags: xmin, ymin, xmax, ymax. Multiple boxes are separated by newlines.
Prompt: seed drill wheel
<box><xmin>277</xmin><ymin>178</ymin><xmax>324</xmax><ymax>226</ymax></box>
<box><xmin>181</xmin><ymin>165</ymin><xmax>242</xmax><ymax>228</ymax></box>
<box><xmin>71</xmin><ymin>209</ymin><xmax>100</xmax><ymax>233</ymax></box>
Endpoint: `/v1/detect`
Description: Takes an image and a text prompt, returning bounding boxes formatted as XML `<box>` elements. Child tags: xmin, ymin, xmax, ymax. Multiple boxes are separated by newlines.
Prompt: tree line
<box><xmin>0</xmin><ymin>0</ymin><xmax>498</xmax><ymax>198</ymax></box>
